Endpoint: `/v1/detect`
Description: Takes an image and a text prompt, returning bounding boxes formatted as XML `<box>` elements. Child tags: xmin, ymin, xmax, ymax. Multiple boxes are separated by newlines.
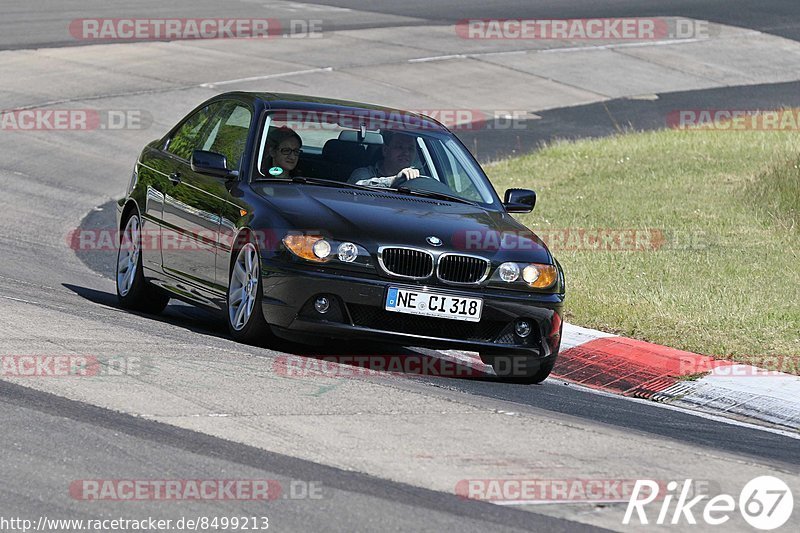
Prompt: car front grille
<box><xmin>348</xmin><ymin>304</ymin><xmax>507</xmax><ymax>342</ymax></box>
<box><xmin>437</xmin><ymin>254</ymin><xmax>490</xmax><ymax>284</ymax></box>
<box><xmin>379</xmin><ymin>247</ymin><xmax>434</xmax><ymax>278</ymax></box>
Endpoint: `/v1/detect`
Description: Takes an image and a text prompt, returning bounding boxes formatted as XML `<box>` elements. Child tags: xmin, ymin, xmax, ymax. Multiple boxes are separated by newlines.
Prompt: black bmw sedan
<box><xmin>116</xmin><ymin>92</ymin><xmax>565</xmax><ymax>382</ymax></box>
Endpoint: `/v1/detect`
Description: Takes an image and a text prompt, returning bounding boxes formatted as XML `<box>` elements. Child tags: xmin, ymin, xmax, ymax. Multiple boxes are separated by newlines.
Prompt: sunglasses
<box><xmin>279</xmin><ymin>147</ymin><xmax>302</xmax><ymax>156</ymax></box>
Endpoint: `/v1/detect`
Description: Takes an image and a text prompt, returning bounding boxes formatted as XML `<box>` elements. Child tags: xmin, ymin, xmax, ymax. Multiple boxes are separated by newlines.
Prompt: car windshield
<box><xmin>254</xmin><ymin>110</ymin><xmax>499</xmax><ymax>207</ymax></box>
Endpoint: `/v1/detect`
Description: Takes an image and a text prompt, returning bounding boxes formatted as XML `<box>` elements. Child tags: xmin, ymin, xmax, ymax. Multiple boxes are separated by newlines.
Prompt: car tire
<box><xmin>226</xmin><ymin>236</ymin><xmax>276</xmax><ymax>345</ymax></box>
<box><xmin>480</xmin><ymin>352</ymin><xmax>557</xmax><ymax>384</ymax></box>
<box><xmin>116</xmin><ymin>210</ymin><xmax>170</xmax><ymax>314</ymax></box>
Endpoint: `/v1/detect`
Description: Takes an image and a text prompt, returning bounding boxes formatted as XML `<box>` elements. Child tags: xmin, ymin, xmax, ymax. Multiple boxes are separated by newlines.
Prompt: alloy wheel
<box><xmin>117</xmin><ymin>215</ymin><xmax>140</xmax><ymax>297</ymax></box>
<box><xmin>228</xmin><ymin>243</ymin><xmax>259</xmax><ymax>331</ymax></box>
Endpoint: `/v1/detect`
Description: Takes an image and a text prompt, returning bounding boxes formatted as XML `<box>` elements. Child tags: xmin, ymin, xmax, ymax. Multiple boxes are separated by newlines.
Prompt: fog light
<box><xmin>498</xmin><ymin>262</ymin><xmax>520</xmax><ymax>282</ymax></box>
<box><xmin>338</xmin><ymin>242</ymin><xmax>358</xmax><ymax>262</ymax></box>
<box><xmin>314</xmin><ymin>296</ymin><xmax>330</xmax><ymax>314</ymax></box>
<box><xmin>515</xmin><ymin>320</ymin><xmax>531</xmax><ymax>338</ymax></box>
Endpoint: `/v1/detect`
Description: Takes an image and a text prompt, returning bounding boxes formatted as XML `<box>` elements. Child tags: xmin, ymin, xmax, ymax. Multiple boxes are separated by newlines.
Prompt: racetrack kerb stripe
<box><xmin>554</xmin><ymin>336</ymin><xmax>714</xmax><ymax>399</ymax></box>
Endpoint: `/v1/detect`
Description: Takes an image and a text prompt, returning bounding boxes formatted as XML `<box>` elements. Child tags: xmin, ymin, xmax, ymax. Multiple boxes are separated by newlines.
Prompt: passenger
<box><xmin>263</xmin><ymin>126</ymin><xmax>302</xmax><ymax>178</ymax></box>
<box><xmin>349</xmin><ymin>130</ymin><xmax>420</xmax><ymax>187</ymax></box>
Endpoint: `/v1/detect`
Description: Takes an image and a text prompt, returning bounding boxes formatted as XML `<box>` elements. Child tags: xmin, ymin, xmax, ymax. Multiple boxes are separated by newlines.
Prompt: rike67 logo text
<box><xmin>624</xmin><ymin>477</ymin><xmax>793</xmax><ymax>530</ymax></box>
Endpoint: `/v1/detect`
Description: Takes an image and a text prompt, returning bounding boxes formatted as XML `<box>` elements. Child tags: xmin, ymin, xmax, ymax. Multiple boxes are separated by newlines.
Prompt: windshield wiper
<box><xmin>394</xmin><ymin>186</ymin><xmax>479</xmax><ymax>206</ymax></box>
<box><xmin>255</xmin><ymin>176</ymin><xmax>373</xmax><ymax>191</ymax></box>
<box><xmin>291</xmin><ymin>176</ymin><xmax>378</xmax><ymax>191</ymax></box>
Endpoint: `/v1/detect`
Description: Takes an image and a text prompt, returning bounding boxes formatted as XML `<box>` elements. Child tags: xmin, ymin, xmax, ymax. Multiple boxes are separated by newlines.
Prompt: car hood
<box><xmin>254</xmin><ymin>184</ymin><xmax>552</xmax><ymax>262</ymax></box>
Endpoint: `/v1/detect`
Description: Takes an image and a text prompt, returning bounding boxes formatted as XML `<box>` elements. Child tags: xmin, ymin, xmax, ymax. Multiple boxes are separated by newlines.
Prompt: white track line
<box><xmin>408</xmin><ymin>37</ymin><xmax>708</xmax><ymax>63</ymax></box>
<box><xmin>200</xmin><ymin>67</ymin><xmax>334</xmax><ymax>88</ymax></box>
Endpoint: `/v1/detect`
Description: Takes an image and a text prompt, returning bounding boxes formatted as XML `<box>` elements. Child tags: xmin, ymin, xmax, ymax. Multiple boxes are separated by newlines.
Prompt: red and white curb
<box><xmin>432</xmin><ymin>323</ymin><xmax>799</xmax><ymax>431</ymax></box>
<box><xmin>556</xmin><ymin>323</ymin><xmax>800</xmax><ymax>431</ymax></box>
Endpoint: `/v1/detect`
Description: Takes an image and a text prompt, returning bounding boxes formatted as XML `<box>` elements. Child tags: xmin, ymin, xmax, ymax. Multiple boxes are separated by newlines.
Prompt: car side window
<box><xmin>206</xmin><ymin>104</ymin><xmax>253</xmax><ymax>171</ymax></box>
<box><xmin>166</xmin><ymin>102</ymin><xmax>226</xmax><ymax>161</ymax></box>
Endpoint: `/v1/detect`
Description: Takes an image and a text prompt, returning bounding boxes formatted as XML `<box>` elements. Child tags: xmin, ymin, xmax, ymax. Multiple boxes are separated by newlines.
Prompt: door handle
<box><xmin>168</xmin><ymin>172</ymin><xmax>181</xmax><ymax>185</ymax></box>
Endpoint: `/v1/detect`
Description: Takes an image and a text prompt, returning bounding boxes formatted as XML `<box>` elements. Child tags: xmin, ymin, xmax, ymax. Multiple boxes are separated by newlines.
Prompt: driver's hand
<box><xmin>391</xmin><ymin>167</ymin><xmax>420</xmax><ymax>187</ymax></box>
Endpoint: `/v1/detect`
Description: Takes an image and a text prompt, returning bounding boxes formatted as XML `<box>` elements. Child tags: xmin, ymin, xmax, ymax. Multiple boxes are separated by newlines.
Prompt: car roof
<box><xmin>219</xmin><ymin>91</ymin><xmax>449</xmax><ymax>133</ymax></box>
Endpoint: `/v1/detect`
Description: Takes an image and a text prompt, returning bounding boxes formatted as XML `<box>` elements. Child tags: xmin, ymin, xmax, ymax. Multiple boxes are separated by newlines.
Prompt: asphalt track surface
<box><xmin>4</xmin><ymin>0</ymin><xmax>800</xmax><ymax>49</ymax></box>
<box><xmin>0</xmin><ymin>380</ymin><xmax>597</xmax><ymax>533</ymax></box>
<box><xmin>442</xmin><ymin>80</ymin><xmax>800</xmax><ymax>163</ymax></box>
<box><xmin>2</xmin><ymin>1</ymin><xmax>800</xmax><ymax>531</ymax></box>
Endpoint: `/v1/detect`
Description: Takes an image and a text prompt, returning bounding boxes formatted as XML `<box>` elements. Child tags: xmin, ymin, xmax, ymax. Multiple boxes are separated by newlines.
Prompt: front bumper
<box><xmin>261</xmin><ymin>261</ymin><xmax>563</xmax><ymax>359</ymax></box>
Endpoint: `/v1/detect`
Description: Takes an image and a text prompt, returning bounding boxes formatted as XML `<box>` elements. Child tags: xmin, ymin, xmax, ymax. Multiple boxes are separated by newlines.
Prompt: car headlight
<box><xmin>282</xmin><ymin>235</ymin><xmax>371</xmax><ymax>267</ymax></box>
<box><xmin>337</xmin><ymin>242</ymin><xmax>358</xmax><ymax>262</ymax></box>
<box><xmin>498</xmin><ymin>262</ymin><xmax>520</xmax><ymax>282</ymax></box>
<box><xmin>312</xmin><ymin>239</ymin><xmax>331</xmax><ymax>259</ymax></box>
<box><xmin>523</xmin><ymin>263</ymin><xmax>558</xmax><ymax>288</ymax></box>
<box><xmin>283</xmin><ymin>235</ymin><xmax>331</xmax><ymax>262</ymax></box>
<box><xmin>493</xmin><ymin>262</ymin><xmax>558</xmax><ymax>289</ymax></box>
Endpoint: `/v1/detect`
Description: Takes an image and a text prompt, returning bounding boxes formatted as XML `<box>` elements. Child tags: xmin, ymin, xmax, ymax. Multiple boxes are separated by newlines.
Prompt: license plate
<box><xmin>385</xmin><ymin>287</ymin><xmax>483</xmax><ymax>322</ymax></box>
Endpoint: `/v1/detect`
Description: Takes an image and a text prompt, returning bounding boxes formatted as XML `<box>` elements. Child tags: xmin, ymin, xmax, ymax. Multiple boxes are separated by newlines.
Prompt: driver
<box><xmin>348</xmin><ymin>130</ymin><xmax>420</xmax><ymax>187</ymax></box>
<box><xmin>262</xmin><ymin>126</ymin><xmax>302</xmax><ymax>178</ymax></box>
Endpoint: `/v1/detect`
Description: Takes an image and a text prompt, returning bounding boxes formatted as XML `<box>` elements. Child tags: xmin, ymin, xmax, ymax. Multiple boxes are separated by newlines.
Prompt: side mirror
<box><xmin>191</xmin><ymin>150</ymin><xmax>238</xmax><ymax>180</ymax></box>
<box><xmin>503</xmin><ymin>188</ymin><xmax>536</xmax><ymax>213</ymax></box>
